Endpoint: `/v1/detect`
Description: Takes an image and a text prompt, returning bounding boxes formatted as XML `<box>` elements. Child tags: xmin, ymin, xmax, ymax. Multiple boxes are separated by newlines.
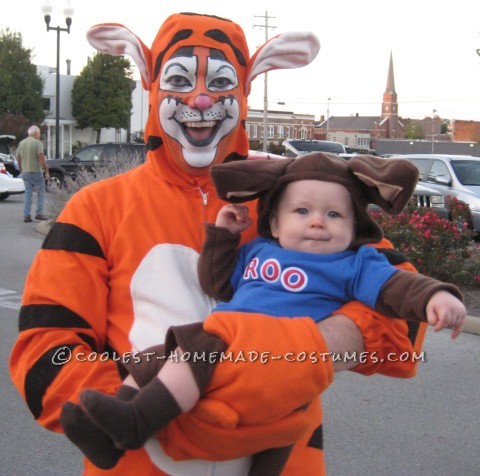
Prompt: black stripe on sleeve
<box><xmin>19</xmin><ymin>304</ymin><xmax>91</xmax><ymax>332</ymax></box>
<box><xmin>375</xmin><ymin>248</ymin><xmax>410</xmax><ymax>266</ymax></box>
<box><xmin>25</xmin><ymin>343</ymin><xmax>80</xmax><ymax>419</ymax></box>
<box><xmin>307</xmin><ymin>424</ymin><xmax>323</xmax><ymax>450</ymax></box>
<box><xmin>42</xmin><ymin>222</ymin><xmax>106</xmax><ymax>259</ymax></box>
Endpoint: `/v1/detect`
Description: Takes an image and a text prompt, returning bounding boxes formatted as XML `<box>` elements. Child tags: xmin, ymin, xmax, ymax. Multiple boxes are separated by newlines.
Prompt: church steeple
<box><xmin>385</xmin><ymin>50</ymin><xmax>396</xmax><ymax>94</ymax></box>
<box><xmin>382</xmin><ymin>51</ymin><xmax>399</xmax><ymax>138</ymax></box>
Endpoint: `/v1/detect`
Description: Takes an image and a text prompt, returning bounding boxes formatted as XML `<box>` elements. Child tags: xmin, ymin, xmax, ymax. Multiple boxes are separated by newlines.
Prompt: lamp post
<box><xmin>431</xmin><ymin>109</ymin><xmax>437</xmax><ymax>154</ymax></box>
<box><xmin>326</xmin><ymin>98</ymin><xmax>331</xmax><ymax>140</ymax></box>
<box><xmin>41</xmin><ymin>1</ymin><xmax>74</xmax><ymax>159</ymax></box>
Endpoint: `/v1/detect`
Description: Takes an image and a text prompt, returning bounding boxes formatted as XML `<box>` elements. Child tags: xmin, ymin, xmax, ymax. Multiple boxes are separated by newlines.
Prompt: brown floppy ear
<box><xmin>210</xmin><ymin>158</ymin><xmax>295</xmax><ymax>203</ymax></box>
<box><xmin>347</xmin><ymin>155</ymin><xmax>419</xmax><ymax>214</ymax></box>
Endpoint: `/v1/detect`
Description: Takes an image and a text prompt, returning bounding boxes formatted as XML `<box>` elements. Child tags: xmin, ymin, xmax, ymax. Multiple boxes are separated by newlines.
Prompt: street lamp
<box><xmin>326</xmin><ymin>98</ymin><xmax>331</xmax><ymax>140</ymax></box>
<box><xmin>41</xmin><ymin>1</ymin><xmax>74</xmax><ymax>159</ymax></box>
<box><xmin>431</xmin><ymin>109</ymin><xmax>437</xmax><ymax>154</ymax></box>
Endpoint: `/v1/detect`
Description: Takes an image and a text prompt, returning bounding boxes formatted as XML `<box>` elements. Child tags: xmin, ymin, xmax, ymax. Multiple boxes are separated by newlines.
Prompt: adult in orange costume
<box><xmin>10</xmin><ymin>12</ymin><xmax>426</xmax><ymax>476</ymax></box>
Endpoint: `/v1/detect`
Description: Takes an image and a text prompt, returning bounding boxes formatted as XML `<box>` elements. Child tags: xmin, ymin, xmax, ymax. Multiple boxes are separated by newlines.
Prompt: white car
<box><xmin>0</xmin><ymin>162</ymin><xmax>24</xmax><ymax>200</ymax></box>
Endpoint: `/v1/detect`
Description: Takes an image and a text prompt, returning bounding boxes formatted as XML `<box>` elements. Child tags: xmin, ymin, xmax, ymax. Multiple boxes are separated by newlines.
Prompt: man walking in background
<box><xmin>16</xmin><ymin>125</ymin><xmax>50</xmax><ymax>222</ymax></box>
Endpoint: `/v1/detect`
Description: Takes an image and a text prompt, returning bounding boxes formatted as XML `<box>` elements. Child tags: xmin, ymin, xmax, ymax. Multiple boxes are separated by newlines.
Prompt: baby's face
<box><xmin>270</xmin><ymin>180</ymin><xmax>355</xmax><ymax>254</ymax></box>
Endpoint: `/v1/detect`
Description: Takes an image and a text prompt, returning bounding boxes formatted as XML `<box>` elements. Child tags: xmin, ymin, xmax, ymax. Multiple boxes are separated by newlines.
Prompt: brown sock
<box><xmin>61</xmin><ymin>402</ymin><xmax>125</xmax><ymax>470</ymax></box>
<box><xmin>60</xmin><ymin>384</ymin><xmax>138</xmax><ymax>469</ymax></box>
<box><xmin>80</xmin><ymin>378</ymin><xmax>182</xmax><ymax>449</ymax></box>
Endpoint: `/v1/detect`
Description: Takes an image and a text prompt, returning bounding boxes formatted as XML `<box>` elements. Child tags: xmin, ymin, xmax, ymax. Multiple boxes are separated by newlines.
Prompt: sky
<box><xmin>2</xmin><ymin>0</ymin><xmax>479</xmax><ymax>122</ymax></box>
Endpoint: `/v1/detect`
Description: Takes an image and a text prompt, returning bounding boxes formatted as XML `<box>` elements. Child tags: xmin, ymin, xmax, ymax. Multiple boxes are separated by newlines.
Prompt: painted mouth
<box><xmin>181</xmin><ymin>120</ymin><xmax>222</xmax><ymax>147</ymax></box>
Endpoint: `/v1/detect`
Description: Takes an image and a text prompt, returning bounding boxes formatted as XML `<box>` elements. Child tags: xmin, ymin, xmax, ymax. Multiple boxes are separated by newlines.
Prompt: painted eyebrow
<box><xmin>164</xmin><ymin>62</ymin><xmax>189</xmax><ymax>75</ymax></box>
<box><xmin>214</xmin><ymin>64</ymin><xmax>236</xmax><ymax>75</ymax></box>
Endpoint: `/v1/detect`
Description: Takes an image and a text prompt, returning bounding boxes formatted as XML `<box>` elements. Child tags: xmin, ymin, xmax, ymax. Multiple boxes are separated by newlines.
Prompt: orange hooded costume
<box><xmin>10</xmin><ymin>12</ymin><xmax>426</xmax><ymax>476</ymax></box>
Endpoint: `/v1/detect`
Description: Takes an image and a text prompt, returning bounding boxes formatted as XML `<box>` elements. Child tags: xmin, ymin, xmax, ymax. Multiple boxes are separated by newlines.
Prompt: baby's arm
<box><xmin>426</xmin><ymin>290</ymin><xmax>466</xmax><ymax>339</ymax></box>
<box><xmin>216</xmin><ymin>204</ymin><xmax>252</xmax><ymax>234</ymax></box>
<box><xmin>198</xmin><ymin>205</ymin><xmax>252</xmax><ymax>302</ymax></box>
<box><xmin>376</xmin><ymin>269</ymin><xmax>465</xmax><ymax>338</ymax></box>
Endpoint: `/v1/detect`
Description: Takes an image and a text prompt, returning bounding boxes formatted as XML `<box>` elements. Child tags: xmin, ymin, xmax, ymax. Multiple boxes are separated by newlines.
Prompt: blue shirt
<box><xmin>214</xmin><ymin>237</ymin><xmax>398</xmax><ymax>322</ymax></box>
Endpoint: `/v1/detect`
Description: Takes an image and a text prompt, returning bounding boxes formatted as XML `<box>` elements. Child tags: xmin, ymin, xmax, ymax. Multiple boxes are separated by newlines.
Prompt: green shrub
<box><xmin>370</xmin><ymin>198</ymin><xmax>480</xmax><ymax>286</ymax></box>
<box><xmin>46</xmin><ymin>154</ymin><xmax>143</xmax><ymax>221</ymax></box>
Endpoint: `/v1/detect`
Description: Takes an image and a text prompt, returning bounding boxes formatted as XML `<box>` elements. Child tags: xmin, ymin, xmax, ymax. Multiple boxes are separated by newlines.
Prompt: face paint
<box><xmin>158</xmin><ymin>46</ymin><xmax>242</xmax><ymax>173</ymax></box>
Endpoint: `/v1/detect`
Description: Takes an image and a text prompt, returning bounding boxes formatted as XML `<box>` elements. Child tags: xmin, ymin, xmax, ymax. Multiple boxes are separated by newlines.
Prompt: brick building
<box><xmin>312</xmin><ymin>52</ymin><xmax>479</xmax><ymax>153</ymax></box>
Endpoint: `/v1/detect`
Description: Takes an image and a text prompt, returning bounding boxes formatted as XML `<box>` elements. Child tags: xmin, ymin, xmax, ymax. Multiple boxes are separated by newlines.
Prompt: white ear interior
<box><xmin>87</xmin><ymin>24</ymin><xmax>150</xmax><ymax>86</ymax></box>
<box><xmin>245</xmin><ymin>32</ymin><xmax>320</xmax><ymax>95</ymax></box>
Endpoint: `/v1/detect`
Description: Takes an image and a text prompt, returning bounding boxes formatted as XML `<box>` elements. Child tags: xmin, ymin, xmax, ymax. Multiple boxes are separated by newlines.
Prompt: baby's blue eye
<box><xmin>296</xmin><ymin>208</ymin><xmax>309</xmax><ymax>215</ymax></box>
<box><xmin>328</xmin><ymin>211</ymin><xmax>340</xmax><ymax>218</ymax></box>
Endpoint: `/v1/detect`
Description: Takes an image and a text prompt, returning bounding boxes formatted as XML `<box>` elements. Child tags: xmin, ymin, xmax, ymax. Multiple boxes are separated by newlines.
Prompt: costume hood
<box><xmin>87</xmin><ymin>13</ymin><xmax>320</xmax><ymax>184</ymax></box>
<box><xmin>210</xmin><ymin>153</ymin><xmax>420</xmax><ymax>248</ymax></box>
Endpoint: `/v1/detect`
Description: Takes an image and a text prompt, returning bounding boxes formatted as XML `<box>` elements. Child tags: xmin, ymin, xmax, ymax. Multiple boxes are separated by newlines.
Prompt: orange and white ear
<box><xmin>245</xmin><ymin>32</ymin><xmax>320</xmax><ymax>96</ymax></box>
<box><xmin>87</xmin><ymin>23</ymin><xmax>151</xmax><ymax>90</ymax></box>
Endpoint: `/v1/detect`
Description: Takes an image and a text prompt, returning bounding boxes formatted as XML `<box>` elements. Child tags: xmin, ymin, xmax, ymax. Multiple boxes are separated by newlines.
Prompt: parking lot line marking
<box><xmin>0</xmin><ymin>287</ymin><xmax>22</xmax><ymax>311</ymax></box>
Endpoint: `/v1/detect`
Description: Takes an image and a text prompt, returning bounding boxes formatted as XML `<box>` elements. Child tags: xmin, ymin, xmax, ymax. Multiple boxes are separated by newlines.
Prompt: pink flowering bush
<box><xmin>370</xmin><ymin>198</ymin><xmax>480</xmax><ymax>286</ymax></box>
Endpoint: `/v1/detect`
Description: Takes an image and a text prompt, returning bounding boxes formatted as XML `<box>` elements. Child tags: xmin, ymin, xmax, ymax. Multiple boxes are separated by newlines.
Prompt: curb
<box><xmin>36</xmin><ymin>220</ymin><xmax>53</xmax><ymax>235</ymax></box>
<box><xmin>31</xmin><ymin>220</ymin><xmax>480</xmax><ymax>337</ymax></box>
<box><xmin>464</xmin><ymin>315</ymin><xmax>480</xmax><ymax>336</ymax></box>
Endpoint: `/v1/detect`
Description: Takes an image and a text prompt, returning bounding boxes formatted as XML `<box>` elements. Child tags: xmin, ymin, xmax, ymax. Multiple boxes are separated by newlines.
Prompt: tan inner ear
<box><xmin>353</xmin><ymin>171</ymin><xmax>403</xmax><ymax>203</ymax></box>
<box><xmin>226</xmin><ymin>191</ymin><xmax>259</xmax><ymax>199</ymax></box>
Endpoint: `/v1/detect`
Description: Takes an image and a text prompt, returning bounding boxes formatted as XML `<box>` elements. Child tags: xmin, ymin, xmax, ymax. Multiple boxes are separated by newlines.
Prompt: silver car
<box><xmin>394</xmin><ymin>154</ymin><xmax>480</xmax><ymax>231</ymax></box>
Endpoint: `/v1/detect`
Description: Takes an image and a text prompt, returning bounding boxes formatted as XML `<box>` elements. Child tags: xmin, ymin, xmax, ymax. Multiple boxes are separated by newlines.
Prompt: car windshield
<box><xmin>451</xmin><ymin>160</ymin><xmax>480</xmax><ymax>186</ymax></box>
<box><xmin>288</xmin><ymin>141</ymin><xmax>345</xmax><ymax>154</ymax></box>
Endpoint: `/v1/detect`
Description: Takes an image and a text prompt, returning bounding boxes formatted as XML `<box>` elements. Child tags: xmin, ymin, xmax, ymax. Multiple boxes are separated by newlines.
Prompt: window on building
<box><xmin>286</xmin><ymin>126</ymin><xmax>291</xmax><ymax>139</ymax></box>
<box><xmin>252</xmin><ymin>124</ymin><xmax>258</xmax><ymax>138</ymax></box>
<box><xmin>277</xmin><ymin>125</ymin><xmax>284</xmax><ymax>139</ymax></box>
<box><xmin>42</xmin><ymin>97</ymin><xmax>52</xmax><ymax>113</ymax></box>
<box><xmin>268</xmin><ymin>125</ymin><xmax>274</xmax><ymax>139</ymax></box>
<box><xmin>300</xmin><ymin>127</ymin><xmax>308</xmax><ymax>139</ymax></box>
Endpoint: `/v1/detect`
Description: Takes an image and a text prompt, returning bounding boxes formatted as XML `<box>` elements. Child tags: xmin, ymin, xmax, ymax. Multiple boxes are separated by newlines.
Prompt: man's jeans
<box><xmin>22</xmin><ymin>172</ymin><xmax>46</xmax><ymax>217</ymax></box>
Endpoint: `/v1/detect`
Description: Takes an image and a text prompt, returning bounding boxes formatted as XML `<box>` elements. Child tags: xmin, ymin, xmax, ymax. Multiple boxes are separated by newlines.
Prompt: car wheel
<box><xmin>46</xmin><ymin>172</ymin><xmax>63</xmax><ymax>192</ymax></box>
<box><xmin>0</xmin><ymin>193</ymin><xmax>10</xmax><ymax>201</ymax></box>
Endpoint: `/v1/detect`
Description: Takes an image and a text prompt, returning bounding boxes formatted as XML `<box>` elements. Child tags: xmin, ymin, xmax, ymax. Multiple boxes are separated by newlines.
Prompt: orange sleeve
<box><xmin>339</xmin><ymin>238</ymin><xmax>427</xmax><ymax>377</ymax></box>
<box><xmin>158</xmin><ymin>311</ymin><xmax>333</xmax><ymax>461</ymax></box>
<box><xmin>9</xmin><ymin>189</ymin><xmax>123</xmax><ymax>432</ymax></box>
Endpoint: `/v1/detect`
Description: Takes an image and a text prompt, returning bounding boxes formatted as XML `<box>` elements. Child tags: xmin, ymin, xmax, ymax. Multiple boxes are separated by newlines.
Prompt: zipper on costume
<box><xmin>197</xmin><ymin>185</ymin><xmax>209</xmax><ymax>240</ymax></box>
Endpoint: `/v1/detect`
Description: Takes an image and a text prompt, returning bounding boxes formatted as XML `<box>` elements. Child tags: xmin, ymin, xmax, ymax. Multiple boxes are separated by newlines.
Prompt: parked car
<box><xmin>369</xmin><ymin>181</ymin><xmax>448</xmax><ymax>218</ymax></box>
<box><xmin>0</xmin><ymin>162</ymin><xmax>24</xmax><ymax>200</ymax></box>
<box><xmin>47</xmin><ymin>142</ymin><xmax>147</xmax><ymax>188</ymax></box>
<box><xmin>282</xmin><ymin>139</ymin><xmax>351</xmax><ymax>158</ymax></box>
<box><xmin>0</xmin><ymin>135</ymin><xmax>21</xmax><ymax>177</ymax></box>
<box><xmin>393</xmin><ymin>154</ymin><xmax>480</xmax><ymax>232</ymax></box>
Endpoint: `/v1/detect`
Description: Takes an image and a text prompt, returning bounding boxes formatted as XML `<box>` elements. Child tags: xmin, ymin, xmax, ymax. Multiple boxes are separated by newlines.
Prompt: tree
<box><xmin>441</xmin><ymin>119</ymin><xmax>450</xmax><ymax>135</ymax></box>
<box><xmin>404</xmin><ymin>123</ymin><xmax>424</xmax><ymax>140</ymax></box>
<box><xmin>71</xmin><ymin>52</ymin><xmax>133</xmax><ymax>143</ymax></box>
<box><xmin>0</xmin><ymin>29</ymin><xmax>45</xmax><ymax>138</ymax></box>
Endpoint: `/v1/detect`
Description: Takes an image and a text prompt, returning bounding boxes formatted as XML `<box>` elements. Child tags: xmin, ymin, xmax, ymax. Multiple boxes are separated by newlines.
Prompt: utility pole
<box><xmin>254</xmin><ymin>12</ymin><xmax>276</xmax><ymax>152</ymax></box>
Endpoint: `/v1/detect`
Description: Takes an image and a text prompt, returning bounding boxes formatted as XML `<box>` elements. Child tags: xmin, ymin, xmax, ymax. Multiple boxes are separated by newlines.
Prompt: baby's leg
<box><xmin>81</xmin><ymin>322</ymin><xmax>227</xmax><ymax>449</ymax></box>
<box><xmin>60</xmin><ymin>344</ymin><xmax>165</xmax><ymax>469</ymax></box>
<box><xmin>60</xmin><ymin>384</ymin><xmax>138</xmax><ymax>469</ymax></box>
<box><xmin>80</xmin><ymin>347</ymin><xmax>197</xmax><ymax>448</ymax></box>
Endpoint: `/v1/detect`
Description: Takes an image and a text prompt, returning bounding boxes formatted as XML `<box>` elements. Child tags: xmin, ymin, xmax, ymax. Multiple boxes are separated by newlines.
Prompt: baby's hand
<box><xmin>216</xmin><ymin>204</ymin><xmax>252</xmax><ymax>234</ymax></box>
<box><xmin>425</xmin><ymin>290</ymin><xmax>466</xmax><ymax>339</ymax></box>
